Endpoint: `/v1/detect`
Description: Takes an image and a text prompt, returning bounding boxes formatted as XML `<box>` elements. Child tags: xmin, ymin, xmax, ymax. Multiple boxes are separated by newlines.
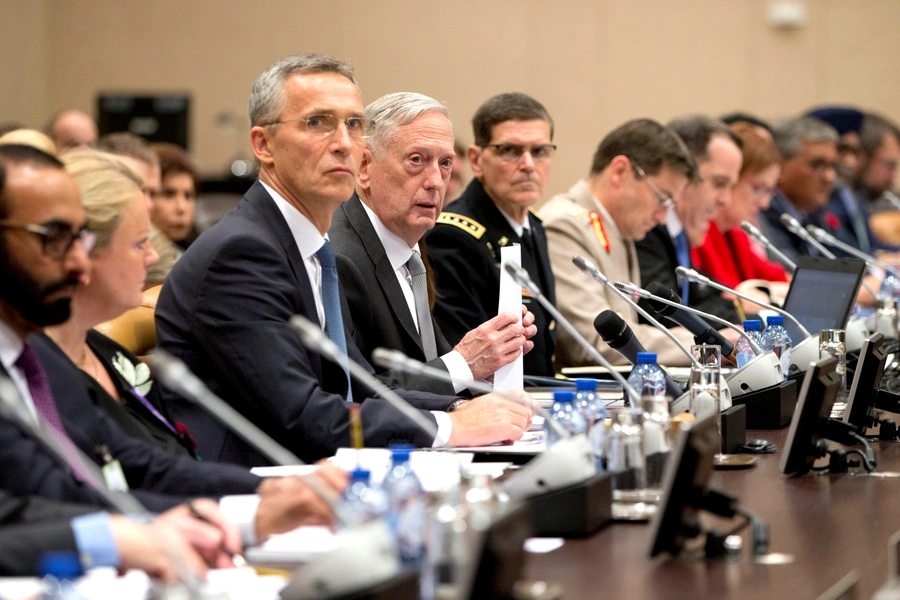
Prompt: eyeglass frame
<box><xmin>482</xmin><ymin>143</ymin><xmax>558</xmax><ymax>163</ymax></box>
<box><xmin>629</xmin><ymin>160</ymin><xmax>675</xmax><ymax>210</ymax></box>
<box><xmin>260</xmin><ymin>113</ymin><xmax>369</xmax><ymax>141</ymax></box>
<box><xmin>0</xmin><ymin>220</ymin><xmax>98</xmax><ymax>259</ymax></box>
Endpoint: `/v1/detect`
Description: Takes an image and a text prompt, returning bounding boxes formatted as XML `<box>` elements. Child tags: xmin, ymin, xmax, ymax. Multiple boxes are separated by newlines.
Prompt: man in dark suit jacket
<box><xmin>156</xmin><ymin>55</ymin><xmax>533</xmax><ymax>466</ymax></box>
<box><xmin>635</xmin><ymin>116</ymin><xmax>744</xmax><ymax>326</ymax></box>
<box><xmin>425</xmin><ymin>93</ymin><xmax>557</xmax><ymax>377</ymax></box>
<box><xmin>0</xmin><ymin>143</ymin><xmax>341</xmax><ymax>547</ymax></box>
<box><xmin>329</xmin><ymin>92</ymin><xmax>537</xmax><ymax>396</ymax></box>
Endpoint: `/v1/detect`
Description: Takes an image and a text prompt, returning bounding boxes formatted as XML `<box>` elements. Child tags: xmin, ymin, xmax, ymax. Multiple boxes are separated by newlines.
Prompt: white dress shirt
<box><xmin>360</xmin><ymin>202</ymin><xmax>474</xmax><ymax>394</ymax></box>
<box><xmin>666</xmin><ymin>207</ymin><xmax>684</xmax><ymax>241</ymax></box>
<box><xmin>263</xmin><ymin>183</ymin><xmax>451</xmax><ymax>447</ymax></box>
<box><xmin>498</xmin><ymin>206</ymin><xmax>531</xmax><ymax>238</ymax></box>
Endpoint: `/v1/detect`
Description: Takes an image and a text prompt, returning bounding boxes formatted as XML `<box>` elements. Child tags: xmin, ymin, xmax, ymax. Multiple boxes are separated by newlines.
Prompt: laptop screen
<box><xmin>780</xmin><ymin>256</ymin><xmax>867</xmax><ymax>342</ymax></box>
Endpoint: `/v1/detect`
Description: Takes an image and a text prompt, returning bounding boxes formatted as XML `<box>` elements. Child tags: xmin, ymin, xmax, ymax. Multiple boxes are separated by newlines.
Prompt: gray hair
<box><xmin>364</xmin><ymin>92</ymin><xmax>451</xmax><ymax>157</ymax></box>
<box><xmin>773</xmin><ymin>117</ymin><xmax>839</xmax><ymax>160</ymax></box>
<box><xmin>248</xmin><ymin>53</ymin><xmax>357</xmax><ymax>128</ymax></box>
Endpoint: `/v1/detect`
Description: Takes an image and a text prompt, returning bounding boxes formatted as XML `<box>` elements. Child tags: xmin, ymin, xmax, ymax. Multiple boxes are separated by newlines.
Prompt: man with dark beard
<box><xmin>0</xmin><ymin>145</ymin><xmax>344</xmax><ymax>556</ymax></box>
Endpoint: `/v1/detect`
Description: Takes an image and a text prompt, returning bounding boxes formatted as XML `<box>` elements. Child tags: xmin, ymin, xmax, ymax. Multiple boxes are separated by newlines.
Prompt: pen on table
<box><xmin>187</xmin><ymin>500</ymin><xmax>247</xmax><ymax>568</ymax></box>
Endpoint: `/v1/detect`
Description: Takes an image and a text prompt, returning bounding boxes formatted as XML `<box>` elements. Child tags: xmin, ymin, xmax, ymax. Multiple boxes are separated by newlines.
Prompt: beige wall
<box><xmin>3</xmin><ymin>0</ymin><xmax>900</xmax><ymax>200</ymax></box>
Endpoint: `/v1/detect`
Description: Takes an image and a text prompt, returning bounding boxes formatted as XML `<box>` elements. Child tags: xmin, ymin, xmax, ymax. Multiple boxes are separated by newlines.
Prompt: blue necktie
<box><xmin>315</xmin><ymin>241</ymin><xmax>353</xmax><ymax>403</ymax></box>
<box><xmin>674</xmin><ymin>231</ymin><xmax>690</xmax><ymax>303</ymax></box>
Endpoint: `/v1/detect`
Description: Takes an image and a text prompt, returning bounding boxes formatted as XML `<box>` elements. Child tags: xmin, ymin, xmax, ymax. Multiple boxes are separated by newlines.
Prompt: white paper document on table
<box><xmin>494</xmin><ymin>247</ymin><xmax>523</xmax><ymax>391</ymax></box>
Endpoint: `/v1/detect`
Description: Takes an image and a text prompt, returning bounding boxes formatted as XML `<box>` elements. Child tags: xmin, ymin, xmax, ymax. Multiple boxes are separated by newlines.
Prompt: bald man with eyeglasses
<box><xmin>426</xmin><ymin>93</ymin><xmax>558</xmax><ymax>378</ymax></box>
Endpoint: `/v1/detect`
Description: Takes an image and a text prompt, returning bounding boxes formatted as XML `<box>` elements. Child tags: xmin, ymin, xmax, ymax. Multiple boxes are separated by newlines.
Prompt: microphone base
<box><xmin>528</xmin><ymin>472</ymin><xmax>613</xmax><ymax>538</ymax></box>
<box><xmin>720</xmin><ymin>404</ymin><xmax>747</xmax><ymax>453</ymax></box>
<box><xmin>730</xmin><ymin>380</ymin><xmax>799</xmax><ymax>429</ymax></box>
<box><xmin>503</xmin><ymin>434</ymin><xmax>597</xmax><ymax>501</ymax></box>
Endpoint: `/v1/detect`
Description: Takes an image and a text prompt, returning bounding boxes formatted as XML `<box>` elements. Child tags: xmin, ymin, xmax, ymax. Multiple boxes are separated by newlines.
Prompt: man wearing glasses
<box><xmin>757</xmin><ymin>117</ymin><xmax>840</xmax><ymax>263</ymax></box>
<box><xmin>157</xmin><ymin>55</ymin><xmax>531</xmax><ymax>465</ymax></box>
<box><xmin>636</xmin><ymin>116</ymin><xmax>745</xmax><ymax>326</ymax></box>
<box><xmin>540</xmin><ymin>119</ymin><xmax>700</xmax><ymax>368</ymax></box>
<box><xmin>426</xmin><ymin>93</ymin><xmax>558</xmax><ymax>378</ymax></box>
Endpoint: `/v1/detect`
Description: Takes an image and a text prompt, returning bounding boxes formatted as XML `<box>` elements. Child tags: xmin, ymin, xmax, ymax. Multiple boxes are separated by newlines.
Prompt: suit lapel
<box><xmin>243</xmin><ymin>182</ymin><xmax>321</xmax><ymax>327</ymax></box>
<box><xmin>343</xmin><ymin>196</ymin><xmax>424</xmax><ymax>353</ymax></box>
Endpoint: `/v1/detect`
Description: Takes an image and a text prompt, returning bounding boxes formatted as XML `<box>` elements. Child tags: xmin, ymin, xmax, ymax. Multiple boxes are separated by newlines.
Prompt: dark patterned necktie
<box><xmin>15</xmin><ymin>345</ymin><xmax>104</xmax><ymax>487</ymax></box>
<box><xmin>315</xmin><ymin>241</ymin><xmax>353</xmax><ymax>402</ymax></box>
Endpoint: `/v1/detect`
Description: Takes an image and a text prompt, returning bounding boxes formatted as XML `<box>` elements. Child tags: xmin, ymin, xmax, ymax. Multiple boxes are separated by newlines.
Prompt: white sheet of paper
<box><xmin>495</xmin><ymin>246</ymin><xmax>524</xmax><ymax>391</ymax></box>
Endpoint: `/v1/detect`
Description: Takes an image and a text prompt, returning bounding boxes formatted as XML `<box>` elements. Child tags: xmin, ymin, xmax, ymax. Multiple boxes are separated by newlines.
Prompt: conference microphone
<box><xmin>675</xmin><ymin>266</ymin><xmax>820</xmax><ymax>375</ymax></box>
<box><xmin>149</xmin><ymin>350</ymin><xmax>350</xmax><ymax>523</ymax></box>
<box><xmin>369</xmin><ymin>347</ymin><xmax>568</xmax><ymax>440</ymax></box>
<box><xmin>0</xmin><ymin>375</ymin><xmax>209</xmax><ymax>591</ymax></box>
<box><xmin>806</xmin><ymin>224</ymin><xmax>900</xmax><ymax>279</ymax></box>
<box><xmin>675</xmin><ymin>266</ymin><xmax>810</xmax><ymax>338</ymax></box>
<box><xmin>503</xmin><ymin>261</ymin><xmax>641</xmax><ymax>406</ymax></box>
<box><xmin>779</xmin><ymin>213</ymin><xmax>837</xmax><ymax>258</ymax></box>
<box><xmin>637</xmin><ymin>282</ymin><xmax>735</xmax><ymax>356</ymax></box>
<box><xmin>616</xmin><ymin>281</ymin><xmax>783</xmax><ymax>395</ymax></box>
<box><xmin>292</xmin><ymin>315</ymin><xmax>595</xmax><ymax>501</ymax></box>
<box><xmin>638</xmin><ymin>282</ymin><xmax>758</xmax><ymax>356</ymax></box>
<box><xmin>571</xmin><ymin>255</ymin><xmax>700</xmax><ymax>370</ymax></box>
<box><xmin>592</xmin><ymin>310</ymin><xmax>684</xmax><ymax>399</ymax></box>
<box><xmin>740</xmin><ymin>221</ymin><xmax>797</xmax><ymax>274</ymax></box>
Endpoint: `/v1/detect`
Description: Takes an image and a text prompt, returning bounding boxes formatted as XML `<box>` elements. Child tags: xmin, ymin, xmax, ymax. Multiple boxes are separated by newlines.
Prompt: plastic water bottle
<box><xmin>39</xmin><ymin>552</ymin><xmax>87</xmax><ymax>600</ymax></box>
<box><xmin>383</xmin><ymin>445</ymin><xmax>426</xmax><ymax>568</ymax></box>
<box><xmin>343</xmin><ymin>468</ymin><xmax>389</xmax><ymax>524</ymax></box>
<box><xmin>735</xmin><ymin>320</ymin><xmax>762</xmax><ymax>368</ymax></box>
<box><xmin>573</xmin><ymin>379</ymin><xmax>605</xmax><ymax>430</ymax></box>
<box><xmin>625</xmin><ymin>352</ymin><xmax>666</xmax><ymax>405</ymax></box>
<box><xmin>761</xmin><ymin>315</ymin><xmax>792</xmax><ymax>378</ymax></box>
<box><xmin>545</xmin><ymin>390</ymin><xmax>587</xmax><ymax>446</ymax></box>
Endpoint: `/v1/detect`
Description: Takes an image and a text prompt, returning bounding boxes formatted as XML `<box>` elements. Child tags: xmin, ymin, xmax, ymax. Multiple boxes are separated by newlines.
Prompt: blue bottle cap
<box><xmin>575</xmin><ymin>378</ymin><xmax>598</xmax><ymax>391</ymax></box>
<box><xmin>743</xmin><ymin>320</ymin><xmax>762</xmax><ymax>331</ymax></box>
<box><xmin>38</xmin><ymin>551</ymin><xmax>84</xmax><ymax>580</ymax></box>
<box><xmin>766</xmin><ymin>315</ymin><xmax>784</xmax><ymax>326</ymax></box>
<box><xmin>388</xmin><ymin>443</ymin><xmax>414</xmax><ymax>463</ymax></box>
<box><xmin>349</xmin><ymin>468</ymin><xmax>371</xmax><ymax>483</ymax></box>
<box><xmin>636</xmin><ymin>352</ymin><xmax>657</xmax><ymax>364</ymax></box>
<box><xmin>553</xmin><ymin>390</ymin><xmax>576</xmax><ymax>403</ymax></box>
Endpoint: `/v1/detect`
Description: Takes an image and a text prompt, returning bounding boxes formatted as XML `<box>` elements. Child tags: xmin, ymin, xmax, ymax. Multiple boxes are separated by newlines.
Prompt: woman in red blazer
<box><xmin>693</xmin><ymin>123</ymin><xmax>788</xmax><ymax>289</ymax></box>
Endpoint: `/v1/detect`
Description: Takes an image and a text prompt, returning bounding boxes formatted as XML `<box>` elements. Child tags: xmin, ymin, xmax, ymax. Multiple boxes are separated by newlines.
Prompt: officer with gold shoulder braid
<box><xmin>426</xmin><ymin>93</ymin><xmax>556</xmax><ymax>378</ymax></box>
<box><xmin>540</xmin><ymin>119</ymin><xmax>699</xmax><ymax>368</ymax></box>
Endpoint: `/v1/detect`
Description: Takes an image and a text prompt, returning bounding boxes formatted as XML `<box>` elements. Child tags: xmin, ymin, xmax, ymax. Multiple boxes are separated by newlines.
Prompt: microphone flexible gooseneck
<box><xmin>149</xmin><ymin>350</ymin><xmax>348</xmax><ymax>524</ymax></box>
<box><xmin>675</xmin><ymin>266</ymin><xmax>812</xmax><ymax>338</ymax></box>
<box><xmin>369</xmin><ymin>347</ymin><xmax>569</xmax><ymax>440</ymax></box>
<box><xmin>779</xmin><ymin>213</ymin><xmax>837</xmax><ymax>259</ymax></box>
<box><xmin>806</xmin><ymin>224</ymin><xmax>900</xmax><ymax>279</ymax></box>
<box><xmin>503</xmin><ymin>261</ymin><xmax>641</xmax><ymax>406</ymax></box>
<box><xmin>619</xmin><ymin>281</ymin><xmax>763</xmax><ymax>355</ymax></box>
<box><xmin>571</xmin><ymin>255</ymin><xmax>701</xmax><ymax>369</ymax></box>
<box><xmin>740</xmin><ymin>221</ymin><xmax>797</xmax><ymax>274</ymax></box>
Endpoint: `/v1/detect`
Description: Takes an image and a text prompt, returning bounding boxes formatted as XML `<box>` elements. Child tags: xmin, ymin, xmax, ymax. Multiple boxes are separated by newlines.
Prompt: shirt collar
<box><xmin>359</xmin><ymin>200</ymin><xmax>417</xmax><ymax>270</ymax></box>
<box><xmin>666</xmin><ymin>207</ymin><xmax>683</xmax><ymax>239</ymax></box>
<box><xmin>588</xmin><ymin>184</ymin><xmax>622</xmax><ymax>240</ymax></box>
<box><xmin>498</xmin><ymin>207</ymin><xmax>531</xmax><ymax>238</ymax></box>
<box><xmin>261</xmin><ymin>181</ymin><xmax>327</xmax><ymax>259</ymax></box>
<box><xmin>0</xmin><ymin>319</ymin><xmax>24</xmax><ymax>375</ymax></box>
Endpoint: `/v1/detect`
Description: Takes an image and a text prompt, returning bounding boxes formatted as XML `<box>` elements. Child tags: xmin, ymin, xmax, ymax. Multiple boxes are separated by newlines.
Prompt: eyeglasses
<box><xmin>0</xmin><ymin>220</ymin><xmax>98</xmax><ymax>259</ymax></box>
<box><xmin>744</xmin><ymin>178</ymin><xmax>775</xmax><ymax>199</ymax></box>
<box><xmin>262</xmin><ymin>114</ymin><xmax>368</xmax><ymax>141</ymax></box>
<box><xmin>806</xmin><ymin>158</ymin><xmax>838</xmax><ymax>174</ymax></box>
<box><xmin>483</xmin><ymin>143</ymin><xmax>557</xmax><ymax>163</ymax></box>
<box><xmin>630</xmin><ymin>160</ymin><xmax>674</xmax><ymax>209</ymax></box>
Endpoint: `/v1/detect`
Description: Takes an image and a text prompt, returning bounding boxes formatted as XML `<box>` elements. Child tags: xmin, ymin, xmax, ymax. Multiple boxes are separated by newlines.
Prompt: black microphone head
<box><xmin>645</xmin><ymin>282</ymin><xmax>680</xmax><ymax>317</ymax></box>
<box><xmin>593</xmin><ymin>310</ymin><xmax>632</xmax><ymax>349</ymax></box>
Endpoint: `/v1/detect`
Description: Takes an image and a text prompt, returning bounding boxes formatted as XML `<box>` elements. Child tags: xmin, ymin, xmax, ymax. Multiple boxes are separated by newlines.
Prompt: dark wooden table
<box><xmin>524</xmin><ymin>429</ymin><xmax>900</xmax><ymax>599</ymax></box>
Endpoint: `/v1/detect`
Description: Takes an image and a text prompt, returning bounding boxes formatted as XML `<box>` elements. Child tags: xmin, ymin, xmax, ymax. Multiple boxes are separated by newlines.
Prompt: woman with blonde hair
<box><xmin>42</xmin><ymin>149</ymin><xmax>195</xmax><ymax>456</ymax></box>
